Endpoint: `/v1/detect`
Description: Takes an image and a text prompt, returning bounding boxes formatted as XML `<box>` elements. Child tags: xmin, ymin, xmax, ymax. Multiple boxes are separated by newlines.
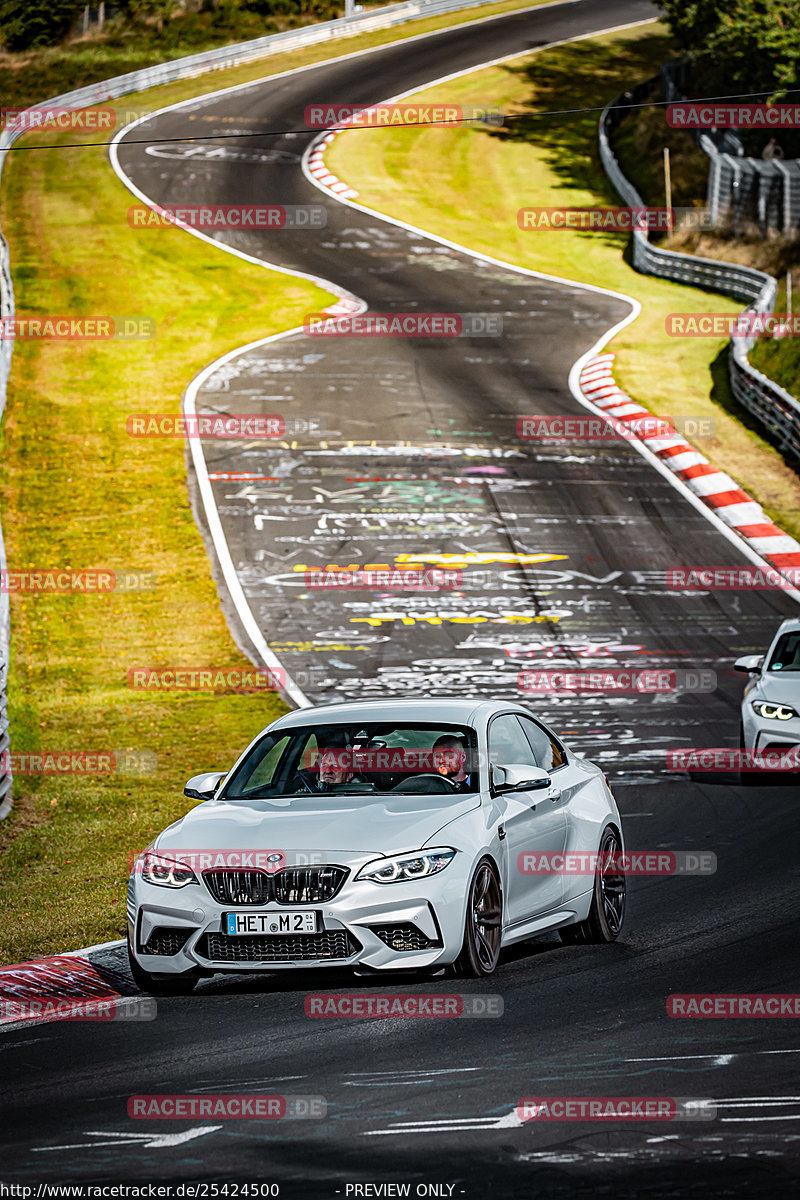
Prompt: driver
<box><xmin>432</xmin><ymin>735</ymin><xmax>473</xmax><ymax>790</ymax></box>
<box><xmin>315</xmin><ymin>747</ymin><xmax>374</xmax><ymax>792</ymax></box>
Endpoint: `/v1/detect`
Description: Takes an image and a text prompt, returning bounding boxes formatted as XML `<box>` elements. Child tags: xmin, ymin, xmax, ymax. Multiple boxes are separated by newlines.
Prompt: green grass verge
<box><xmin>0</xmin><ymin>0</ymin><xmax>552</xmax><ymax>110</ymax></box>
<box><xmin>327</xmin><ymin>21</ymin><xmax>800</xmax><ymax>540</ymax></box>
<box><xmin>0</xmin><ymin>100</ymin><xmax>340</xmax><ymax>964</ymax></box>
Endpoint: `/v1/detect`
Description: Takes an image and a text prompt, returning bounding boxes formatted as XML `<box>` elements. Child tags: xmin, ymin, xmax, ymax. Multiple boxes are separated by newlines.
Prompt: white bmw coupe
<box><xmin>127</xmin><ymin>699</ymin><xmax>626</xmax><ymax>992</ymax></box>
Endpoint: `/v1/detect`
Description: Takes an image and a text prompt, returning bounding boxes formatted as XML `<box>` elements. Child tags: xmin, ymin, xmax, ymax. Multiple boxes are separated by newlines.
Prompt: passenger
<box><xmin>431</xmin><ymin>735</ymin><xmax>473</xmax><ymax>790</ymax></box>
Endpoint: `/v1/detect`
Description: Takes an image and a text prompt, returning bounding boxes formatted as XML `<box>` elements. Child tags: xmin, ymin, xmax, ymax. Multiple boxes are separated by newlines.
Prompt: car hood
<box><xmin>753</xmin><ymin>674</ymin><xmax>800</xmax><ymax>706</ymax></box>
<box><xmin>155</xmin><ymin>792</ymin><xmax>481</xmax><ymax>857</ymax></box>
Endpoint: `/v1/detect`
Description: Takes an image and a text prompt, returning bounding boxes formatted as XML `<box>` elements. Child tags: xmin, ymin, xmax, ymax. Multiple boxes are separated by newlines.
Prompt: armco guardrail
<box><xmin>0</xmin><ymin>0</ymin><xmax>505</xmax><ymax>819</ymax></box>
<box><xmin>598</xmin><ymin>86</ymin><xmax>800</xmax><ymax>467</ymax></box>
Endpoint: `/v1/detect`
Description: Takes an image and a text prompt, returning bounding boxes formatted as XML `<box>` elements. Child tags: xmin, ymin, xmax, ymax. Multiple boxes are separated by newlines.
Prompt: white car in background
<box><xmin>127</xmin><ymin>698</ymin><xmax>626</xmax><ymax>993</ymax></box>
<box><xmin>736</xmin><ymin>617</ymin><xmax>800</xmax><ymax>778</ymax></box>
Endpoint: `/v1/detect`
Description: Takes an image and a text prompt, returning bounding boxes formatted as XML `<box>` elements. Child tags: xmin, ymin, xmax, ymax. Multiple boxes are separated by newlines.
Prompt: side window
<box><xmin>298</xmin><ymin>733</ymin><xmax>319</xmax><ymax>773</ymax></box>
<box><xmin>768</xmin><ymin>632</ymin><xmax>800</xmax><ymax>671</ymax></box>
<box><xmin>518</xmin><ymin>716</ymin><xmax>566</xmax><ymax>771</ymax></box>
<box><xmin>242</xmin><ymin>735</ymin><xmax>291</xmax><ymax>792</ymax></box>
<box><xmin>488</xmin><ymin>715</ymin><xmax>537</xmax><ymax>767</ymax></box>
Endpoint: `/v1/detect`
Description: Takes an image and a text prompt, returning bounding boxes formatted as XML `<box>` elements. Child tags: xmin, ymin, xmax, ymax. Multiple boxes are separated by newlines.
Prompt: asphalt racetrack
<box><xmin>3</xmin><ymin>0</ymin><xmax>800</xmax><ymax>1194</ymax></box>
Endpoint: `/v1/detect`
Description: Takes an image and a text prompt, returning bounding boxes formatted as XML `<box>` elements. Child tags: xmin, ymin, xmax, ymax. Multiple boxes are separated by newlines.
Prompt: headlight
<box><xmin>752</xmin><ymin>701</ymin><xmax>798</xmax><ymax>721</ymax></box>
<box><xmin>356</xmin><ymin>847</ymin><xmax>456</xmax><ymax>884</ymax></box>
<box><xmin>140</xmin><ymin>851</ymin><xmax>198</xmax><ymax>888</ymax></box>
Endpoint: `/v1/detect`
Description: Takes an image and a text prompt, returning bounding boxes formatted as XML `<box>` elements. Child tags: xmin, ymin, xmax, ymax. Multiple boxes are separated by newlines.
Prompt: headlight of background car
<box><xmin>752</xmin><ymin>701</ymin><xmax>798</xmax><ymax>721</ymax></box>
<box><xmin>356</xmin><ymin>847</ymin><xmax>456</xmax><ymax>884</ymax></box>
<box><xmin>140</xmin><ymin>851</ymin><xmax>198</xmax><ymax>888</ymax></box>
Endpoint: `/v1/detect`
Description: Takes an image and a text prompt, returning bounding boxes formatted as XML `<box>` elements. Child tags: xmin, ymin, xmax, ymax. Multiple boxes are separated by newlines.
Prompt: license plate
<box><xmin>225</xmin><ymin>911</ymin><xmax>318</xmax><ymax>936</ymax></box>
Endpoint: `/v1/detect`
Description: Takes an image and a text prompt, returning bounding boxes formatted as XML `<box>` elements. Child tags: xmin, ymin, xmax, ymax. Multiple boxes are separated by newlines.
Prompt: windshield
<box><xmin>223</xmin><ymin>723</ymin><xmax>480</xmax><ymax>799</ymax></box>
<box><xmin>766</xmin><ymin>632</ymin><xmax>800</xmax><ymax>672</ymax></box>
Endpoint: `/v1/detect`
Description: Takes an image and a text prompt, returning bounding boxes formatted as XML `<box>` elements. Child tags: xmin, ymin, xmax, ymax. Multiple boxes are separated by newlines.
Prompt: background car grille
<box><xmin>198</xmin><ymin>931</ymin><xmax>359</xmax><ymax>962</ymax></box>
<box><xmin>203</xmin><ymin>870</ymin><xmax>272</xmax><ymax>905</ymax></box>
<box><xmin>203</xmin><ymin>866</ymin><xmax>347</xmax><ymax>905</ymax></box>
<box><xmin>369</xmin><ymin>923</ymin><xmax>439</xmax><ymax>952</ymax></box>
<box><xmin>142</xmin><ymin>927</ymin><xmax>191</xmax><ymax>956</ymax></box>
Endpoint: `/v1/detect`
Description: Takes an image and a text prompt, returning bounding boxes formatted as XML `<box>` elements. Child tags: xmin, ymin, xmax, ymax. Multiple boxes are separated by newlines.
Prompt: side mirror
<box><xmin>734</xmin><ymin>654</ymin><xmax>764</xmax><ymax>674</ymax></box>
<box><xmin>184</xmin><ymin>770</ymin><xmax>226</xmax><ymax>801</ymax></box>
<box><xmin>491</xmin><ymin>764</ymin><xmax>550</xmax><ymax>795</ymax></box>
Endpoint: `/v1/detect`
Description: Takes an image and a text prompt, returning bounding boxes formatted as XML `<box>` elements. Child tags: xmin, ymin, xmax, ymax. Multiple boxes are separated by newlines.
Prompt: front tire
<box><xmin>560</xmin><ymin>827</ymin><xmax>626</xmax><ymax>944</ymax></box>
<box><xmin>454</xmin><ymin>858</ymin><xmax>503</xmax><ymax>977</ymax></box>
<box><xmin>127</xmin><ymin>935</ymin><xmax>200</xmax><ymax>995</ymax></box>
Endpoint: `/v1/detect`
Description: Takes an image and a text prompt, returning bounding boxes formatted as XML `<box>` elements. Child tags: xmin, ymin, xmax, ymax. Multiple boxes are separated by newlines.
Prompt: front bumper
<box><xmin>127</xmin><ymin>861</ymin><xmax>471</xmax><ymax>975</ymax></box>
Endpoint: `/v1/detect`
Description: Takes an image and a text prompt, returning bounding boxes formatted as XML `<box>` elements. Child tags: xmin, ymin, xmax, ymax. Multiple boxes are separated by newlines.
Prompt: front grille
<box><xmin>202</xmin><ymin>865</ymin><xmax>348</xmax><ymax>905</ymax></box>
<box><xmin>198</xmin><ymin>930</ymin><xmax>360</xmax><ymax>963</ymax></box>
<box><xmin>369</xmin><ymin>923</ymin><xmax>439</xmax><ymax>952</ymax></box>
<box><xmin>203</xmin><ymin>870</ymin><xmax>272</xmax><ymax>905</ymax></box>
<box><xmin>142</xmin><ymin>927</ymin><xmax>191</xmax><ymax>956</ymax></box>
<box><xmin>274</xmin><ymin>866</ymin><xmax>348</xmax><ymax>904</ymax></box>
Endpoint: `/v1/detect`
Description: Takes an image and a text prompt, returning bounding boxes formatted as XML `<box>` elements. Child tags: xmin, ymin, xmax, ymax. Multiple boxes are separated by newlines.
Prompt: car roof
<box><xmin>267</xmin><ymin>697</ymin><xmax>527</xmax><ymax>730</ymax></box>
<box><xmin>775</xmin><ymin>617</ymin><xmax>800</xmax><ymax>635</ymax></box>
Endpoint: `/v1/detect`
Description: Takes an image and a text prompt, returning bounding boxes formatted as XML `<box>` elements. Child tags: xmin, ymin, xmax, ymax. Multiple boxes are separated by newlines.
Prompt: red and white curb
<box><xmin>306</xmin><ymin>129</ymin><xmax>359</xmax><ymax>199</ymax></box>
<box><xmin>320</xmin><ymin>295</ymin><xmax>364</xmax><ymax>317</ymax></box>
<box><xmin>0</xmin><ymin>947</ymin><xmax>134</xmax><ymax>1029</ymax></box>
<box><xmin>580</xmin><ymin>354</ymin><xmax>800</xmax><ymax>574</ymax></box>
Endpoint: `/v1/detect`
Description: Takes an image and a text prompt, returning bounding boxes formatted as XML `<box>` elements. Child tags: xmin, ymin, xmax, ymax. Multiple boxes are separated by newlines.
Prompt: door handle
<box><xmin>549</xmin><ymin>789</ymin><xmax>562</xmax><ymax>803</ymax></box>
